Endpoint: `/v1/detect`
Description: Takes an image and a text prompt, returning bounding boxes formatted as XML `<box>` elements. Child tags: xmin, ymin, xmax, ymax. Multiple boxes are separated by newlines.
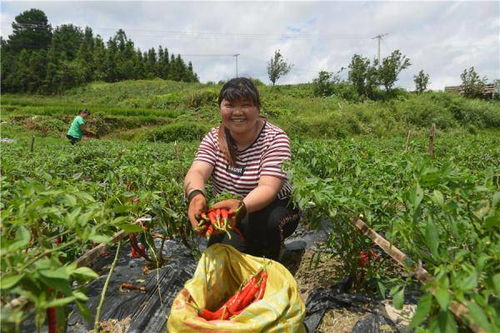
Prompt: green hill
<box><xmin>1</xmin><ymin>79</ymin><xmax>499</xmax><ymax>141</ymax></box>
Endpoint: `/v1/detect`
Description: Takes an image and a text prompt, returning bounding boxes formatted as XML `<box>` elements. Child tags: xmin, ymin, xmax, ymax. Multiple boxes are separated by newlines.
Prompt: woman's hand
<box><xmin>212</xmin><ymin>199</ymin><xmax>246</xmax><ymax>228</ymax></box>
<box><xmin>188</xmin><ymin>194</ymin><xmax>208</xmax><ymax>231</ymax></box>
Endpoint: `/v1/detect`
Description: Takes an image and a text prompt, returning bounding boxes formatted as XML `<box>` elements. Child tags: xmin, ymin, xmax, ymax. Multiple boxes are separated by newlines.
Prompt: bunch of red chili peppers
<box><xmin>192</xmin><ymin>267</ymin><xmax>268</xmax><ymax>321</ymax></box>
<box><xmin>194</xmin><ymin>207</ymin><xmax>244</xmax><ymax>240</ymax></box>
<box><xmin>129</xmin><ymin>234</ymin><xmax>150</xmax><ymax>261</ymax></box>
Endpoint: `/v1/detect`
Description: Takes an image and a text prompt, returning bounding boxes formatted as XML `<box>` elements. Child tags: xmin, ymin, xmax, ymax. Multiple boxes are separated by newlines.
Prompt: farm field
<box><xmin>1</xmin><ymin>80</ymin><xmax>499</xmax><ymax>332</ymax></box>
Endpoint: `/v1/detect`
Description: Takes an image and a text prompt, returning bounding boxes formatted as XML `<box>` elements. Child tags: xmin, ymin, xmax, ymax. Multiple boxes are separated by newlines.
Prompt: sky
<box><xmin>1</xmin><ymin>1</ymin><xmax>499</xmax><ymax>90</ymax></box>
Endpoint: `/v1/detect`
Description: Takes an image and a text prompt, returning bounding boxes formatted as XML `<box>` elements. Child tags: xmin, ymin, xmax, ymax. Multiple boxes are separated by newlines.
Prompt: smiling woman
<box><xmin>184</xmin><ymin>77</ymin><xmax>301</xmax><ymax>260</ymax></box>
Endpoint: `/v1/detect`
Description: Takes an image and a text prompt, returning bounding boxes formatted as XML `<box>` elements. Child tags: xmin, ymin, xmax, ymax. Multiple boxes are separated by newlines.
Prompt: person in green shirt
<box><xmin>66</xmin><ymin>109</ymin><xmax>95</xmax><ymax>144</ymax></box>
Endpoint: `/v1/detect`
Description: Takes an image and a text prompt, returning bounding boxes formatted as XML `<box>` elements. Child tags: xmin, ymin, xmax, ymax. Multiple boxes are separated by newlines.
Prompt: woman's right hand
<box><xmin>188</xmin><ymin>194</ymin><xmax>208</xmax><ymax>231</ymax></box>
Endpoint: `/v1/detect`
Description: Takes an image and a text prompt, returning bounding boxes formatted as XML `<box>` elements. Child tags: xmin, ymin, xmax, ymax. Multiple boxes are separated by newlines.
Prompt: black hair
<box><xmin>218</xmin><ymin>77</ymin><xmax>261</xmax><ymax>109</ymax></box>
<box><xmin>79</xmin><ymin>109</ymin><xmax>90</xmax><ymax>115</ymax></box>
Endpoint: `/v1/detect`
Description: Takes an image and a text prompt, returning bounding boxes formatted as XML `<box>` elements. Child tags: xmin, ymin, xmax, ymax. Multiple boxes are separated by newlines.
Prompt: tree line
<box><xmin>310</xmin><ymin>50</ymin><xmax>495</xmax><ymax>100</ymax></box>
<box><xmin>1</xmin><ymin>9</ymin><xmax>199</xmax><ymax>94</ymax></box>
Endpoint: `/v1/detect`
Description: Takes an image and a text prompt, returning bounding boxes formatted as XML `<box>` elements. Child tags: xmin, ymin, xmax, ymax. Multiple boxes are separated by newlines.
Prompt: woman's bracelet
<box><xmin>236</xmin><ymin>200</ymin><xmax>248</xmax><ymax>221</ymax></box>
<box><xmin>186</xmin><ymin>189</ymin><xmax>205</xmax><ymax>205</ymax></box>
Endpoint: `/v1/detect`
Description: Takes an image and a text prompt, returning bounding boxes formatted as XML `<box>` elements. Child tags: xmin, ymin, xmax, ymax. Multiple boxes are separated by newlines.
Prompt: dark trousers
<box><xmin>66</xmin><ymin>134</ymin><xmax>80</xmax><ymax>145</ymax></box>
<box><xmin>207</xmin><ymin>198</ymin><xmax>301</xmax><ymax>260</ymax></box>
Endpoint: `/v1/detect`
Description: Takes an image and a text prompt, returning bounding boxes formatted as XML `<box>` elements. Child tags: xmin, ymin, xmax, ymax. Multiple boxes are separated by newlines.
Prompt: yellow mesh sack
<box><xmin>167</xmin><ymin>244</ymin><xmax>306</xmax><ymax>332</ymax></box>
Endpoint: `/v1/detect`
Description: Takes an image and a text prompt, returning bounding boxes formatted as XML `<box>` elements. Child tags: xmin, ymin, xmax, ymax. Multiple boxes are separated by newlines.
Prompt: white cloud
<box><xmin>1</xmin><ymin>1</ymin><xmax>498</xmax><ymax>89</ymax></box>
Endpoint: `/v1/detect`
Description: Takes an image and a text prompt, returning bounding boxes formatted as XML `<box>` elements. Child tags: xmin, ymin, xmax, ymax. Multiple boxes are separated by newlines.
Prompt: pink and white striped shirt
<box><xmin>195</xmin><ymin>122</ymin><xmax>292</xmax><ymax>200</ymax></box>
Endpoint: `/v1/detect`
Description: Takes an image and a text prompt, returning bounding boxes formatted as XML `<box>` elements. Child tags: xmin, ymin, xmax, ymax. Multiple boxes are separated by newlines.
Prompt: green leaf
<box><xmin>432</xmin><ymin>190</ymin><xmax>444</xmax><ymax>206</ymax></box>
<box><xmin>393</xmin><ymin>287</ymin><xmax>405</xmax><ymax>310</ymax></box>
<box><xmin>89</xmin><ymin>234</ymin><xmax>111</xmax><ymax>243</ymax></box>
<box><xmin>415</xmin><ymin>184</ymin><xmax>424</xmax><ymax>209</ymax></box>
<box><xmin>72</xmin><ymin>291</ymin><xmax>89</xmax><ymax>302</ymax></box>
<box><xmin>493</xmin><ymin>273</ymin><xmax>500</xmax><ymax>296</ymax></box>
<box><xmin>432</xmin><ymin>310</ymin><xmax>457</xmax><ymax>333</ymax></box>
<box><xmin>425</xmin><ymin>220</ymin><xmax>439</xmax><ymax>257</ymax></box>
<box><xmin>38</xmin><ymin>275</ymin><xmax>73</xmax><ymax>295</ymax></box>
<box><xmin>72</xmin><ymin>267</ymin><xmax>98</xmax><ymax>280</ymax></box>
<box><xmin>39</xmin><ymin>268</ymin><xmax>69</xmax><ymax>281</ymax></box>
<box><xmin>119</xmin><ymin>223</ymin><xmax>144</xmax><ymax>233</ymax></box>
<box><xmin>8</xmin><ymin>226</ymin><xmax>31</xmax><ymax>251</ymax></box>
<box><xmin>0</xmin><ymin>273</ymin><xmax>24</xmax><ymax>290</ymax></box>
<box><xmin>63</xmin><ymin>194</ymin><xmax>77</xmax><ymax>206</ymax></box>
<box><xmin>76</xmin><ymin>300</ymin><xmax>92</xmax><ymax>323</ymax></box>
<box><xmin>45</xmin><ymin>296</ymin><xmax>76</xmax><ymax>308</ymax></box>
<box><xmin>461</xmin><ymin>271</ymin><xmax>478</xmax><ymax>291</ymax></box>
<box><xmin>484</xmin><ymin>211</ymin><xmax>499</xmax><ymax>229</ymax></box>
<box><xmin>434</xmin><ymin>287</ymin><xmax>450</xmax><ymax>310</ymax></box>
<box><xmin>492</xmin><ymin>192</ymin><xmax>500</xmax><ymax>208</ymax></box>
<box><xmin>112</xmin><ymin>205</ymin><xmax>130</xmax><ymax>213</ymax></box>
<box><xmin>410</xmin><ymin>293</ymin><xmax>433</xmax><ymax>328</ymax></box>
<box><xmin>468</xmin><ymin>301</ymin><xmax>492</xmax><ymax>332</ymax></box>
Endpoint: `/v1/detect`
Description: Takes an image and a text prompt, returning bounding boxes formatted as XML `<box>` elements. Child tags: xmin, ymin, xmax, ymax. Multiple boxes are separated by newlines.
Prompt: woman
<box><xmin>66</xmin><ymin>109</ymin><xmax>95</xmax><ymax>144</ymax></box>
<box><xmin>184</xmin><ymin>78</ymin><xmax>300</xmax><ymax>260</ymax></box>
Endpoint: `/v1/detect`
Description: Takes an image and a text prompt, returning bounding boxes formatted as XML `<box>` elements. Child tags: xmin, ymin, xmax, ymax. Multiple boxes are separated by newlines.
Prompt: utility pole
<box><xmin>233</xmin><ymin>54</ymin><xmax>240</xmax><ymax>77</ymax></box>
<box><xmin>372</xmin><ymin>33</ymin><xmax>388</xmax><ymax>66</ymax></box>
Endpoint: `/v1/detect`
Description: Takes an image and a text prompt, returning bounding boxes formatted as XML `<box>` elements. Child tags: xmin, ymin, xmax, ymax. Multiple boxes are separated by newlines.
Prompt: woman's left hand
<box><xmin>212</xmin><ymin>199</ymin><xmax>242</xmax><ymax>228</ymax></box>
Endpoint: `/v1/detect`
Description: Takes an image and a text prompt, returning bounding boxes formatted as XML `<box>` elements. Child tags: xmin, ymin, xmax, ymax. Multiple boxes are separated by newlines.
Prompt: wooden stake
<box><xmin>352</xmin><ymin>218</ymin><xmax>485</xmax><ymax>333</ymax></box>
<box><xmin>30</xmin><ymin>135</ymin><xmax>35</xmax><ymax>152</ymax></box>
<box><xmin>428</xmin><ymin>123</ymin><xmax>436</xmax><ymax>157</ymax></box>
<box><xmin>404</xmin><ymin>129</ymin><xmax>411</xmax><ymax>152</ymax></box>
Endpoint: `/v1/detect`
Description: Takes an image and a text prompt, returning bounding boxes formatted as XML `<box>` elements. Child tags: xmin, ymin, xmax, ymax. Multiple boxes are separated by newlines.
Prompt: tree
<box><xmin>76</xmin><ymin>27</ymin><xmax>96</xmax><ymax>82</ymax></box>
<box><xmin>8</xmin><ymin>9</ymin><xmax>52</xmax><ymax>53</ymax></box>
<box><xmin>414</xmin><ymin>70</ymin><xmax>430</xmax><ymax>93</ymax></box>
<box><xmin>267</xmin><ymin>50</ymin><xmax>293</xmax><ymax>86</ymax></box>
<box><xmin>460</xmin><ymin>66</ymin><xmax>487</xmax><ymax>98</ymax></box>
<box><xmin>348</xmin><ymin>54</ymin><xmax>374</xmax><ymax>97</ymax></box>
<box><xmin>378</xmin><ymin>50</ymin><xmax>411</xmax><ymax>92</ymax></box>
<box><xmin>50</xmin><ymin>24</ymin><xmax>84</xmax><ymax>61</ymax></box>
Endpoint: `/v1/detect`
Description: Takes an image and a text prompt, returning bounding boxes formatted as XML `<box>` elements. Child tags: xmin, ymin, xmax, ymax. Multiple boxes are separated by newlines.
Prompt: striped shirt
<box><xmin>195</xmin><ymin>122</ymin><xmax>292</xmax><ymax>200</ymax></box>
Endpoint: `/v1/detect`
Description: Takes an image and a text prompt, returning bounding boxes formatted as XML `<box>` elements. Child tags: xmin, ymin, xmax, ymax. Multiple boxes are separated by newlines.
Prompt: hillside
<box><xmin>2</xmin><ymin>80</ymin><xmax>499</xmax><ymax>142</ymax></box>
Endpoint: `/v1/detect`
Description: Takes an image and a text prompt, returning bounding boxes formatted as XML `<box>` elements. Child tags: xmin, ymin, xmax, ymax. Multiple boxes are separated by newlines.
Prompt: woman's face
<box><xmin>220</xmin><ymin>98</ymin><xmax>259</xmax><ymax>135</ymax></box>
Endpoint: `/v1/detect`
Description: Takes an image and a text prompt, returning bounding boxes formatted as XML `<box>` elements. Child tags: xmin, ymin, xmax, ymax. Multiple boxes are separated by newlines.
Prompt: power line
<box><xmin>11</xmin><ymin>23</ymin><xmax>370</xmax><ymax>41</ymax></box>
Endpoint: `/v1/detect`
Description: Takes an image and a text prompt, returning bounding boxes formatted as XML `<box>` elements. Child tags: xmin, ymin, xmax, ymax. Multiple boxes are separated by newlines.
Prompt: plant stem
<box><xmin>94</xmin><ymin>240</ymin><xmax>121</xmax><ymax>333</ymax></box>
<box><xmin>17</xmin><ymin>239</ymin><xmax>79</xmax><ymax>271</ymax></box>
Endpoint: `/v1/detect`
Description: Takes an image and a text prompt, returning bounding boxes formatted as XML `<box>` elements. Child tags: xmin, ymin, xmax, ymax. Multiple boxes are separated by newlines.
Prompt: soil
<box><xmin>285</xmin><ymin>248</ymin><xmax>367</xmax><ymax>333</ymax></box>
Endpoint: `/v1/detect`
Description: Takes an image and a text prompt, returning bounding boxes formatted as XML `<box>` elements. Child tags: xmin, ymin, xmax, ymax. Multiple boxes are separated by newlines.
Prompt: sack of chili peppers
<box><xmin>167</xmin><ymin>244</ymin><xmax>306</xmax><ymax>332</ymax></box>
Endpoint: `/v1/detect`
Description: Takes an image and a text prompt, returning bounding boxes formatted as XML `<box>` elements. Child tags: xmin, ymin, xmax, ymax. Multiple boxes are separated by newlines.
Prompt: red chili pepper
<box><xmin>208</xmin><ymin>211</ymin><xmax>217</xmax><ymax>226</ymax></box>
<box><xmin>237</xmin><ymin>280</ymin><xmax>261</xmax><ymax>311</ymax></box>
<box><xmin>129</xmin><ymin>234</ymin><xmax>151</xmax><ymax>261</ymax></box>
<box><xmin>47</xmin><ymin>307</ymin><xmax>57</xmax><ymax>333</ymax></box>
<box><xmin>255</xmin><ymin>271</ymin><xmax>268</xmax><ymax>300</ymax></box>
<box><xmin>232</xmin><ymin>270</ymin><xmax>263</xmax><ymax>312</ymax></box>
<box><xmin>131</xmin><ymin>246</ymin><xmax>141</xmax><ymax>258</ymax></box>
<box><xmin>120</xmin><ymin>283</ymin><xmax>147</xmax><ymax>292</ymax></box>
<box><xmin>225</xmin><ymin>288</ymin><xmax>244</xmax><ymax>314</ymax></box>
<box><xmin>199</xmin><ymin>308</ymin><xmax>219</xmax><ymax>320</ymax></box>
<box><xmin>215</xmin><ymin>208</ymin><xmax>222</xmax><ymax>228</ymax></box>
<box><xmin>206</xmin><ymin>225</ymin><xmax>214</xmax><ymax>239</ymax></box>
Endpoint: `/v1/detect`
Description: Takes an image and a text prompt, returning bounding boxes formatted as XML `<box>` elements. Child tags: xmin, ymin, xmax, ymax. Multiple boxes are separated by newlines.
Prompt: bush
<box><xmin>185</xmin><ymin>89</ymin><xmax>218</xmax><ymax>109</ymax></box>
<box><xmin>25</xmin><ymin>117</ymin><xmax>67</xmax><ymax>136</ymax></box>
<box><xmin>139</xmin><ymin>122</ymin><xmax>209</xmax><ymax>142</ymax></box>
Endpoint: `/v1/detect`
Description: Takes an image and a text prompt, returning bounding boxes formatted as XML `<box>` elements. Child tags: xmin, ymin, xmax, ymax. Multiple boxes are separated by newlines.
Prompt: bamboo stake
<box><xmin>428</xmin><ymin>123</ymin><xmax>436</xmax><ymax>157</ymax></box>
<box><xmin>94</xmin><ymin>240</ymin><xmax>121</xmax><ymax>333</ymax></box>
<box><xmin>30</xmin><ymin>135</ymin><xmax>35</xmax><ymax>152</ymax></box>
<box><xmin>404</xmin><ymin>129</ymin><xmax>411</xmax><ymax>152</ymax></box>
<box><xmin>352</xmin><ymin>218</ymin><xmax>485</xmax><ymax>333</ymax></box>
